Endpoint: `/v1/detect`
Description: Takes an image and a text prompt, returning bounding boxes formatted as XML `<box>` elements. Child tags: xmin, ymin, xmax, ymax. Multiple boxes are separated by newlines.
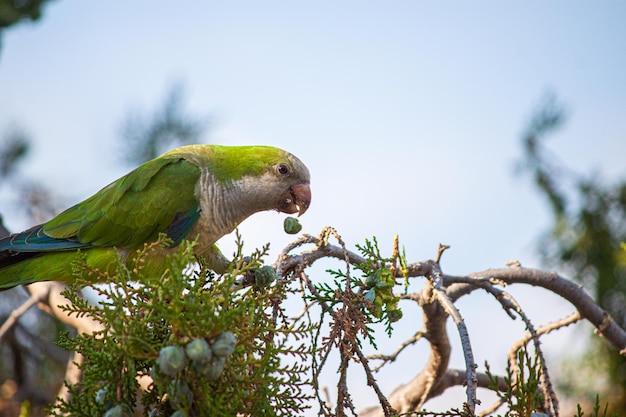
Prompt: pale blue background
<box><xmin>1</xmin><ymin>1</ymin><xmax>625</xmax><ymax>413</ymax></box>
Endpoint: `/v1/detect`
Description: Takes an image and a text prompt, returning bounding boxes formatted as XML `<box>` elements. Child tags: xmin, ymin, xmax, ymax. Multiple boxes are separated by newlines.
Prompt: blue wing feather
<box><xmin>0</xmin><ymin>225</ymin><xmax>90</xmax><ymax>252</ymax></box>
<box><xmin>0</xmin><ymin>225</ymin><xmax>91</xmax><ymax>270</ymax></box>
<box><xmin>166</xmin><ymin>207</ymin><xmax>201</xmax><ymax>246</ymax></box>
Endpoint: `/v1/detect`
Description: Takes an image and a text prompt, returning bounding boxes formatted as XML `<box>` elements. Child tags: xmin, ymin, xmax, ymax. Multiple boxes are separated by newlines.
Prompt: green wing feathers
<box><xmin>0</xmin><ymin>156</ymin><xmax>201</xmax><ymax>289</ymax></box>
<box><xmin>44</xmin><ymin>157</ymin><xmax>201</xmax><ymax>247</ymax></box>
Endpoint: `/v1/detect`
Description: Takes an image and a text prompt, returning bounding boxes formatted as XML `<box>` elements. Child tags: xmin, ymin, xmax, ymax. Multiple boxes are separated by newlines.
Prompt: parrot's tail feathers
<box><xmin>0</xmin><ymin>275</ymin><xmax>41</xmax><ymax>291</ymax></box>
<box><xmin>0</xmin><ymin>225</ymin><xmax>88</xmax><ymax>254</ymax></box>
<box><xmin>0</xmin><ymin>251</ymin><xmax>39</xmax><ymax>269</ymax></box>
<box><xmin>0</xmin><ymin>250</ymin><xmax>43</xmax><ymax>290</ymax></box>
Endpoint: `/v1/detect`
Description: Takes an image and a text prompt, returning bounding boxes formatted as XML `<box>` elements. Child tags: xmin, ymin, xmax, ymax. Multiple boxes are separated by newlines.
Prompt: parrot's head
<box><xmin>271</xmin><ymin>154</ymin><xmax>311</xmax><ymax>217</ymax></box>
<box><xmin>253</xmin><ymin>147</ymin><xmax>311</xmax><ymax>217</ymax></box>
<box><xmin>179</xmin><ymin>145</ymin><xmax>311</xmax><ymax>219</ymax></box>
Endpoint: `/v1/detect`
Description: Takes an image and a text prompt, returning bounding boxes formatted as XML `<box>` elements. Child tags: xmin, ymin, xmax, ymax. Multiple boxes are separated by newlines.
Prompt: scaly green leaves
<box><xmin>52</xmin><ymin>235</ymin><xmax>314</xmax><ymax>417</ymax></box>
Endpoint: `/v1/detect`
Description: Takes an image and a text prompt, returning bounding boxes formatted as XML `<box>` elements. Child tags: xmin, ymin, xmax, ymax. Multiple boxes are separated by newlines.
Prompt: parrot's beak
<box><xmin>277</xmin><ymin>183</ymin><xmax>311</xmax><ymax>216</ymax></box>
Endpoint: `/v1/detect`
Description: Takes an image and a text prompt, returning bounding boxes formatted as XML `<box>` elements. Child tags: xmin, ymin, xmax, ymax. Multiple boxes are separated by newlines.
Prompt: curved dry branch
<box><xmin>275</xmin><ymin>233</ymin><xmax>368</xmax><ymax>277</ymax></box>
<box><xmin>280</xmin><ymin>240</ymin><xmax>626</xmax><ymax>356</ymax></box>
<box><xmin>0</xmin><ymin>287</ymin><xmax>46</xmax><ymax>342</ymax></box>
<box><xmin>445</xmin><ymin>268</ymin><xmax>626</xmax><ymax>353</ymax></box>
<box><xmin>276</xmin><ymin>240</ymin><xmax>626</xmax><ymax>416</ymax></box>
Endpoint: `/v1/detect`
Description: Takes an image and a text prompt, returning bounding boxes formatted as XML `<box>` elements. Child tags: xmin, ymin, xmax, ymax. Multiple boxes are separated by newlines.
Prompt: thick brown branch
<box><xmin>358</xmin><ymin>278</ymin><xmax>451</xmax><ymax>417</ymax></box>
<box><xmin>360</xmin><ymin>263</ymin><xmax>475</xmax><ymax>416</ymax></box>
<box><xmin>386</xmin><ymin>278</ymin><xmax>452</xmax><ymax>413</ymax></box>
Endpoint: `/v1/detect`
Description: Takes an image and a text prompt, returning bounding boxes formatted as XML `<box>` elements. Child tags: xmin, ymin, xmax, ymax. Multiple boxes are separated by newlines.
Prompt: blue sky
<box><xmin>1</xmin><ymin>1</ymin><xmax>625</xmax><ymax>413</ymax></box>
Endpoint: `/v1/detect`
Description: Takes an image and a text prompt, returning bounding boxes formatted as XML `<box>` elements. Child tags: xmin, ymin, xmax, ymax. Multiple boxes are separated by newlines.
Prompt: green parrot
<box><xmin>0</xmin><ymin>144</ymin><xmax>311</xmax><ymax>289</ymax></box>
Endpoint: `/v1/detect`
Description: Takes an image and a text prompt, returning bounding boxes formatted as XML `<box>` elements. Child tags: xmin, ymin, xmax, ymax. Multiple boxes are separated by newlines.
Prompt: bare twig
<box><xmin>428</xmin><ymin>262</ymin><xmax>478</xmax><ymax>413</ymax></box>
<box><xmin>0</xmin><ymin>288</ymin><xmax>47</xmax><ymax>342</ymax></box>
<box><xmin>434</xmin><ymin>244</ymin><xmax>450</xmax><ymax>264</ymax></box>
<box><xmin>367</xmin><ymin>330</ymin><xmax>426</xmax><ymax>372</ymax></box>
<box><xmin>354</xmin><ymin>347</ymin><xmax>395</xmax><ymax>415</ymax></box>
<box><xmin>446</xmin><ymin>268</ymin><xmax>626</xmax><ymax>354</ymax></box>
<box><xmin>499</xmin><ymin>290</ymin><xmax>558</xmax><ymax>416</ymax></box>
<box><xmin>463</xmin><ymin>279</ymin><xmax>559</xmax><ymax>415</ymax></box>
<box><xmin>279</xmin><ymin>229</ymin><xmax>398</xmax><ymax>416</ymax></box>
<box><xmin>478</xmin><ymin>399</ymin><xmax>507</xmax><ymax>417</ymax></box>
<box><xmin>511</xmin><ymin>311</ymin><xmax>581</xmax><ymax>353</ymax></box>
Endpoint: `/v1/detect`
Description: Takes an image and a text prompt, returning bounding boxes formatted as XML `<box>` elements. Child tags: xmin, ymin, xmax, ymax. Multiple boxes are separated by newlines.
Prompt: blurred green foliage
<box><xmin>0</xmin><ymin>0</ymin><xmax>52</xmax><ymax>29</ymax></box>
<box><xmin>519</xmin><ymin>93</ymin><xmax>626</xmax><ymax>414</ymax></box>
<box><xmin>0</xmin><ymin>0</ymin><xmax>56</xmax><ymax>54</ymax></box>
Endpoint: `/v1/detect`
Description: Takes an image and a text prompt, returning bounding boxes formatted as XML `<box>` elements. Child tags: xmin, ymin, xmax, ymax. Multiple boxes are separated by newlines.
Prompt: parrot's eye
<box><xmin>276</xmin><ymin>164</ymin><xmax>291</xmax><ymax>176</ymax></box>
